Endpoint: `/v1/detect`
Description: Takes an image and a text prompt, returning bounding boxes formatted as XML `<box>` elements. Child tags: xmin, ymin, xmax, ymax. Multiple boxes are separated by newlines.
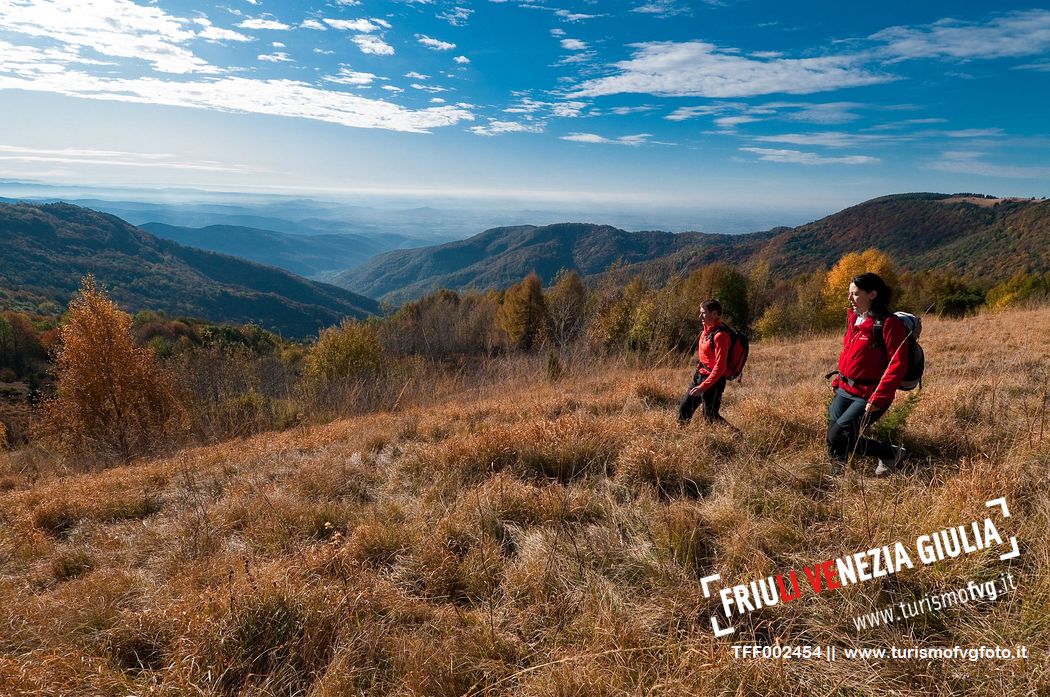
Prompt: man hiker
<box><xmin>678</xmin><ymin>299</ymin><xmax>739</xmax><ymax>426</ymax></box>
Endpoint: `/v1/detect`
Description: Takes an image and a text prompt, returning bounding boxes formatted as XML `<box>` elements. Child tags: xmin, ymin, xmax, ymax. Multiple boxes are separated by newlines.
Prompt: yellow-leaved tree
<box><xmin>821</xmin><ymin>249</ymin><xmax>898</xmax><ymax>328</ymax></box>
<box><xmin>41</xmin><ymin>276</ymin><xmax>186</xmax><ymax>462</ymax></box>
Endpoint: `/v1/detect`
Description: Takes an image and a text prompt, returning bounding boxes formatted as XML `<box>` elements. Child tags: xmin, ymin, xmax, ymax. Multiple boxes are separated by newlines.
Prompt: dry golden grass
<box><xmin>0</xmin><ymin>306</ymin><xmax>1047</xmax><ymax>695</ymax></box>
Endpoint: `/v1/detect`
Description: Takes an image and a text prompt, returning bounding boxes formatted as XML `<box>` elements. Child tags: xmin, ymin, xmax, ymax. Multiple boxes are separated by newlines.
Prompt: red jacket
<box><xmin>696</xmin><ymin>321</ymin><xmax>731</xmax><ymax>392</ymax></box>
<box><xmin>834</xmin><ymin>308</ymin><xmax>909</xmax><ymax>410</ymax></box>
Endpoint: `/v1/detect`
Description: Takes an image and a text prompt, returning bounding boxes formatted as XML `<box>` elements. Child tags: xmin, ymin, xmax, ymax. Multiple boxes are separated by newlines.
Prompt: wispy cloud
<box><xmin>0</xmin><ymin>56</ymin><xmax>473</xmax><ymax>132</ymax></box>
<box><xmin>873</xmin><ymin>10</ymin><xmax>1050</xmax><ymax>62</ymax></box>
<box><xmin>752</xmin><ymin>131</ymin><xmax>902</xmax><ymax>148</ymax></box>
<box><xmin>630</xmin><ymin>1</ymin><xmax>692</xmax><ymax>18</ymax></box>
<box><xmin>569</xmin><ymin>42</ymin><xmax>892</xmax><ymax>98</ymax></box>
<box><xmin>555</xmin><ymin>9</ymin><xmax>603</xmax><ymax>22</ymax></box>
<box><xmin>0</xmin><ymin>144</ymin><xmax>254</xmax><ymax>172</ymax></box>
<box><xmin>324</xmin><ymin>18</ymin><xmax>389</xmax><ymax>32</ymax></box>
<box><xmin>238</xmin><ymin>17</ymin><xmax>291</xmax><ymax>31</ymax></box>
<box><xmin>323</xmin><ymin>66</ymin><xmax>379</xmax><ymax>86</ymax></box>
<box><xmin>194</xmin><ymin>17</ymin><xmax>252</xmax><ymax>43</ymax></box>
<box><xmin>257</xmin><ymin>51</ymin><xmax>292</xmax><ymax>63</ymax></box>
<box><xmin>561</xmin><ymin>132</ymin><xmax>655</xmax><ymax>146</ymax></box>
<box><xmin>417</xmin><ymin>34</ymin><xmax>456</xmax><ymax>51</ymax></box>
<box><xmin>928</xmin><ymin>150</ymin><xmax>1050</xmax><ymax>178</ymax></box>
<box><xmin>740</xmin><ymin>146</ymin><xmax>879</xmax><ymax>165</ymax></box>
<box><xmin>438</xmin><ymin>6</ymin><xmax>473</xmax><ymax>26</ymax></box>
<box><xmin>560</xmin><ymin>38</ymin><xmax>588</xmax><ymax>51</ymax></box>
<box><xmin>453</xmin><ymin>55</ymin><xmax>470</xmax><ymax>64</ymax></box>
<box><xmin>470</xmin><ymin>120</ymin><xmax>545</xmax><ymax>136</ymax></box>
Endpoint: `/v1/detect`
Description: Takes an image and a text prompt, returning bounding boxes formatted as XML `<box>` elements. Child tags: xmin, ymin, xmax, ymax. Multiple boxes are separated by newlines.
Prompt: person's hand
<box><xmin>689</xmin><ymin>385</ymin><xmax>704</xmax><ymax>397</ymax></box>
<box><xmin>864</xmin><ymin>401</ymin><xmax>877</xmax><ymax>413</ymax></box>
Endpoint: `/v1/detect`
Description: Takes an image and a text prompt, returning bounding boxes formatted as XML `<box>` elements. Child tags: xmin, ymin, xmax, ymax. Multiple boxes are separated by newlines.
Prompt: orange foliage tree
<box><xmin>821</xmin><ymin>249</ymin><xmax>899</xmax><ymax>327</ymax></box>
<box><xmin>41</xmin><ymin>277</ymin><xmax>186</xmax><ymax>462</ymax></box>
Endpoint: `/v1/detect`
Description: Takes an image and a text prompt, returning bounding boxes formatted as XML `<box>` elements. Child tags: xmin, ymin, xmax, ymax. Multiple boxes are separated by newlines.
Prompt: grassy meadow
<box><xmin>0</xmin><ymin>305</ymin><xmax>1047</xmax><ymax>695</ymax></box>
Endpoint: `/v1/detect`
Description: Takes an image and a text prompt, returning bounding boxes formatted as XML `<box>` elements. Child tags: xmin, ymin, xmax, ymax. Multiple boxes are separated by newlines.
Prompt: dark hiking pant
<box><xmin>678</xmin><ymin>372</ymin><xmax>727</xmax><ymax>424</ymax></box>
<box><xmin>827</xmin><ymin>387</ymin><xmax>896</xmax><ymax>462</ymax></box>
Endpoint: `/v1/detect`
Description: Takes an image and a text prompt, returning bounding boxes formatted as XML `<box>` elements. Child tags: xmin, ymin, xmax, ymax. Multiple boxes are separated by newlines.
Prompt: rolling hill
<box><xmin>0</xmin><ymin>202</ymin><xmax>379</xmax><ymax>337</ymax></box>
<box><xmin>139</xmin><ymin>223</ymin><xmax>393</xmax><ymax>279</ymax></box>
<box><xmin>334</xmin><ymin>222</ymin><xmax>779</xmax><ymax>301</ymax></box>
<box><xmin>334</xmin><ymin>194</ymin><xmax>1050</xmax><ymax>301</ymax></box>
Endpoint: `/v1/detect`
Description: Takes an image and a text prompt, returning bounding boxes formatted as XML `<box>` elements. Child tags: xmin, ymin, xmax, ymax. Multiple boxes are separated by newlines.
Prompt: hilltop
<box><xmin>0</xmin><ymin>305</ymin><xmax>1045</xmax><ymax>694</ymax></box>
<box><xmin>0</xmin><ymin>202</ymin><xmax>379</xmax><ymax>337</ymax></box>
<box><xmin>336</xmin><ymin>194</ymin><xmax>1050</xmax><ymax>301</ymax></box>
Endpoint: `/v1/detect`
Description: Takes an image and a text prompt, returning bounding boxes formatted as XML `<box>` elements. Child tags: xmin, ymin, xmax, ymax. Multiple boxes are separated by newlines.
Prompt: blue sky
<box><xmin>1</xmin><ymin>0</ymin><xmax>1048</xmax><ymax>222</ymax></box>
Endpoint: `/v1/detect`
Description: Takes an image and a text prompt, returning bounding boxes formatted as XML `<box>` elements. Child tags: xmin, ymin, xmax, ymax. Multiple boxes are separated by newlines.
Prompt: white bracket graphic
<box><xmin>700</xmin><ymin>573</ymin><xmax>736</xmax><ymax>637</ymax></box>
<box><xmin>985</xmin><ymin>497</ymin><xmax>1020</xmax><ymax>561</ymax></box>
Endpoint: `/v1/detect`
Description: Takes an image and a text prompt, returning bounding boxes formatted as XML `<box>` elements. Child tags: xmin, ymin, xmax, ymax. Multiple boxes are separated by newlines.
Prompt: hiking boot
<box><xmin>876</xmin><ymin>446</ymin><xmax>908</xmax><ymax>477</ymax></box>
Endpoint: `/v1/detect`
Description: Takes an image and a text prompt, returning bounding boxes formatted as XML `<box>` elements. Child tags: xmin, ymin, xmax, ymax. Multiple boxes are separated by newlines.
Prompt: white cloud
<box><xmin>557</xmin><ymin>51</ymin><xmax>596</xmax><ymax>65</ymax></box>
<box><xmin>411</xmin><ymin>82</ymin><xmax>447</xmax><ymax>93</ymax></box>
<box><xmin>272</xmin><ymin>42</ymin><xmax>285</xmax><ymax>48</ymax></box>
<box><xmin>560</xmin><ymin>38</ymin><xmax>588</xmax><ymax>50</ymax></box>
<box><xmin>0</xmin><ymin>144</ymin><xmax>253</xmax><ymax>172</ymax></box>
<box><xmin>943</xmin><ymin>128</ymin><xmax>1004</xmax><ymax>138</ymax></box>
<box><xmin>551</xmin><ymin>101</ymin><xmax>588</xmax><ymax>117</ymax></box>
<box><xmin>470</xmin><ymin>120</ymin><xmax>545</xmax><ymax>136</ymax></box>
<box><xmin>555</xmin><ymin>9</ymin><xmax>602</xmax><ymax>22</ymax></box>
<box><xmin>611</xmin><ymin>105</ymin><xmax>654</xmax><ymax>115</ymax></box>
<box><xmin>453</xmin><ymin>55</ymin><xmax>470</xmax><ymax>64</ymax></box>
<box><xmin>0</xmin><ymin>0</ymin><xmax>216</xmax><ymax>74</ymax></box>
<box><xmin>258</xmin><ymin>52</ymin><xmax>292</xmax><ymax>62</ymax></box>
<box><xmin>430</xmin><ymin>97</ymin><xmax>446</xmax><ymax>103</ymax></box>
<box><xmin>665</xmin><ymin>105</ymin><xmax>729</xmax><ymax>121</ymax></box>
<box><xmin>752</xmin><ymin>132</ymin><xmax>900</xmax><ymax>148</ymax></box>
<box><xmin>354</xmin><ymin>34</ymin><xmax>394</xmax><ymax>55</ymax></box>
<box><xmin>1015</xmin><ymin>61</ymin><xmax>1050</xmax><ymax>72</ymax></box>
<box><xmin>873</xmin><ymin>10</ymin><xmax>1050</xmax><ymax>62</ymax></box>
<box><xmin>302</xmin><ymin>19</ymin><xmax>327</xmax><ymax>31</ymax></box>
<box><xmin>405</xmin><ymin>71</ymin><xmax>429</xmax><ymax>79</ymax></box>
<box><xmin>865</xmin><ymin>118</ymin><xmax>947</xmax><ymax>130</ymax></box>
<box><xmin>550</xmin><ymin>28</ymin><xmax>565</xmax><ymax>37</ymax></box>
<box><xmin>0</xmin><ymin>59</ymin><xmax>473</xmax><ymax>132</ymax></box>
<box><xmin>561</xmin><ymin>132</ymin><xmax>653</xmax><ymax>146</ymax></box>
<box><xmin>438</xmin><ymin>7</ymin><xmax>473</xmax><ymax>26</ymax></box>
<box><xmin>417</xmin><ymin>34</ymin><xmax>456</xmax><ymax>50</ymax></box>
<box><xmin>928</xmin><ymin>150</ymin><xmax>1050</xmax><ymax>178</ymax></box>
<box><xmin>194</xmin><ymin>17</ymin><xmax>252</xmax><ymax>43</ymax></box>
<box><xmin>714</xmin><ymin>115</ymin><xmax>758</xmax><ymax>129</ymax></box>
<box><xmin>324</xmin><ymin>66</ymin><xmax>378</xmax><ymax>86</ymax></box>
<box><xmin>631</xmin><ymin>1</ymin><xmax>690</xmax><ymax>18</ymax></box>
<box><xmin>570</xmin><ymin>42</ymin><xmax>892</xmax><ymax>98</ymax></box>
<box><xmin>238</xmin><ymin>18</ymin><xmax>291</xmax><ymax>30</ymax></box>
<box><xmin>770</xmin><ymin>101</ymin><xmax>864</xmax><ymax>124</ymax></box>
<box><xmin>382</xmin><ymin>85</ymin><xmax>404</xmax><ymax>92</ymax></box>
<box><xmin>740</xmin><ymin>147</ymin><xmax>879</xmax><ymax>165</ymax></box>
<box><xmin>324</xmin><ymin>18</ymin><xmax>384</xmax><ymax>32</ymax></box>
<box><xmin>313</xmin><ymin>47</ymin><xmax>335</xmax><ymax>54</ymax></box>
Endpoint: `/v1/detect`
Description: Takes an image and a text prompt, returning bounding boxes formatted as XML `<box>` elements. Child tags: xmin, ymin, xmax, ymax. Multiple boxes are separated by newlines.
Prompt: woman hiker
<box><xmin>827</xmin><ymin>273</ymin><xmax>910</xmax><ymax>476</ymax></box>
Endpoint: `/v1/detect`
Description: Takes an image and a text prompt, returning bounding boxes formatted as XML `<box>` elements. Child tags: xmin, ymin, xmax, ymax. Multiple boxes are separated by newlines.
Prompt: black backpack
<box><xmin>873</xmin><ymin>312</ymin><xmax>925</xmax><ymax>391</ymax></box>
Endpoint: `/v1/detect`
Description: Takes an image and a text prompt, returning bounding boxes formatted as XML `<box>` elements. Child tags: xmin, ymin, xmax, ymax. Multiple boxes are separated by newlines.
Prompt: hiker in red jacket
<box><xmin>678</xmin><ymin>299</ymin><xmax>732</xmax><ymax>426</ymax></box>
<box><xmin>827</xmin><ymin>273</ymin><xmax>909</xmax><ymax>476</ymax></box>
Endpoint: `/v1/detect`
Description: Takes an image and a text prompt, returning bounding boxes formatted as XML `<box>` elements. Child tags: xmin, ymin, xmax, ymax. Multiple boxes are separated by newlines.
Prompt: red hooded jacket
<box><xmin>833</xmin><ymin>308</ymin><xmax>909</xmax><ymax>410</ymax></box>
<box><xmin>696</xmin><ymin>321</ymin><xmax>731</xmax><ymax>393</ymax></box>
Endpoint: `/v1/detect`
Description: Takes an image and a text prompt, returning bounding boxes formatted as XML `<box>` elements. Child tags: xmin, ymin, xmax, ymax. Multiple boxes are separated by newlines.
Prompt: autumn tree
<box><xmin>498</xmin><ymin>273</ymin><xmax>550</xmax><ymax>351</ymax></box>
<box><xmin>41</xmin><ymin>277</ymin><xmax>186</xmax><ymax>462</ymax></box>
<box><xmin>544</xmin><ymin>270</ymin><xmax>589</xmax><ymax>346</ymax></box>
<box><xmin>821</xmin><ymin>249</ymin><xmax>898</xmax><ymax>327</ymax></box>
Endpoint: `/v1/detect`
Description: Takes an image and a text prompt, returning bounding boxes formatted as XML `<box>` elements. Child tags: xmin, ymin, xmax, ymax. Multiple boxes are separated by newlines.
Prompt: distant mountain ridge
<box><xmin>139</xmin><ymin>222</ymin><xmax>394</xmax><ymax>279</ymax></box>
<box><xmin>335</xmin><ymin>194</ymin><xmax>1050</xmax><ymax>301</ymax></box>
<box><xmin>0</xmin><ymin>202</ymin><xmax>379</xmax><ymax>337</ymax></box>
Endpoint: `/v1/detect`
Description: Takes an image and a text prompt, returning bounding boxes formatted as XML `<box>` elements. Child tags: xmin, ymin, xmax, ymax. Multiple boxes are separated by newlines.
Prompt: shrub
<box><xmin>305</xmin><ymin>319</ymin><xmax>385</xmax><ymax>382</ymax></box>
<box><xmin>821</xmin><ymin>249</ymin><xmax>898</xmax><ymax>327</ymax></box>
<box><xmin>499</xmin><ymin>273</ymin><xmax>550</xmax><ymax>351</ymax></box>
<box><xmin>39</xmin><ymin>276</ymin><xmax>186</xmax><ymax>462</ymax></box>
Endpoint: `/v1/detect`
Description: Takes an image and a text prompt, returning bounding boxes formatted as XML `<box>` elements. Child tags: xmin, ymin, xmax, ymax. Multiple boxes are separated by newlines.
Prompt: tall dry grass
<box><xmin>0</xmin><ymin>305</ymin><xmax>1046</xmax><ymax>695</ymax></box>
